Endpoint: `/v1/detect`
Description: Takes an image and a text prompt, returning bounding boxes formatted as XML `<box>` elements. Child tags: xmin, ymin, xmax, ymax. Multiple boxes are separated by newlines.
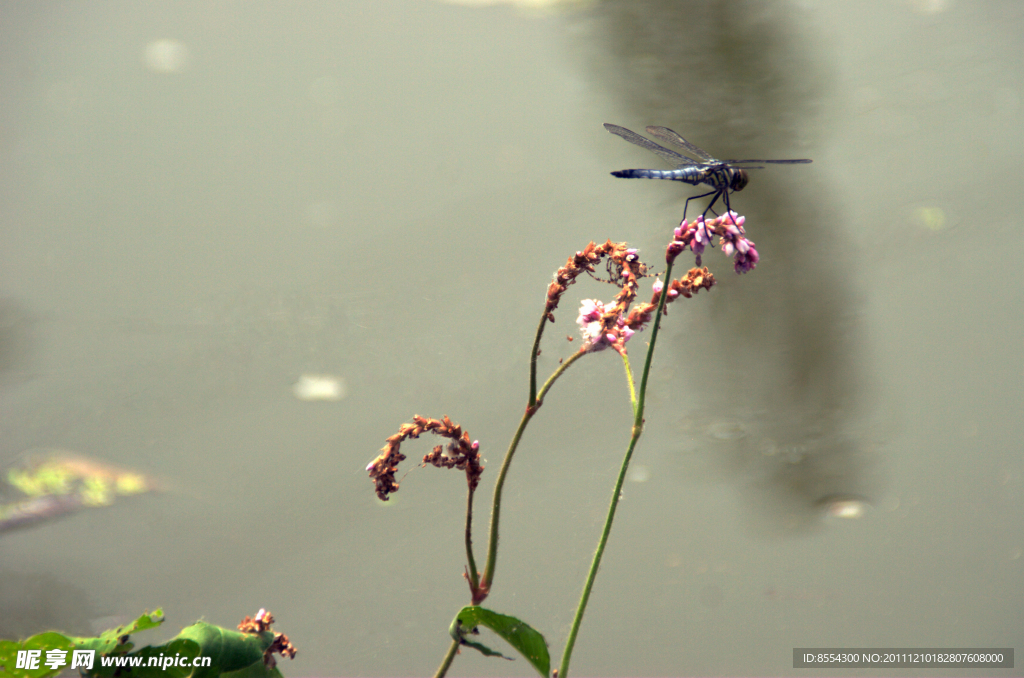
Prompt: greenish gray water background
<box><xmin>2</xmin><ymin>1</ymin><xmax>1021</xmax><ymax>675</ymax></box>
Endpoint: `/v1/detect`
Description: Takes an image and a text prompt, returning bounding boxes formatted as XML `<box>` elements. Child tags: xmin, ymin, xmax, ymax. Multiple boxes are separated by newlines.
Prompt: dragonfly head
<box><xmin>730</xmin><ymin>169</ymin><xmax>749</xmax><ymax>192</ymax></box>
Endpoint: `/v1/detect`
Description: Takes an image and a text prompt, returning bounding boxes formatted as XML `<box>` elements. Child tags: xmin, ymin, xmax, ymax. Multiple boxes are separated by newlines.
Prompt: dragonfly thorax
<box><xmin>705</xmin><ymin>166</ymin><xmax>748</xmax><ymax>192</ymax></box>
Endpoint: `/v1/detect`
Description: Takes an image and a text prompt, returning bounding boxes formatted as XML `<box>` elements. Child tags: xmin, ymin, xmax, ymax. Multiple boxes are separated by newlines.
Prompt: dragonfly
<box><xmin>604</xmin><ymin>123</ymin><xmax>812</xmax><ymax>221</ymax></box>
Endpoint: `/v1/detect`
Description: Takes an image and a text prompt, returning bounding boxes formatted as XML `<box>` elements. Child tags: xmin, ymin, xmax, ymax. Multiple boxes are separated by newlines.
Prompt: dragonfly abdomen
<box><xmin>610</xmin><ymin>166</ymin><xmax>748</xmax><ymax>192</ymax></box>
<box><xmin>610</xmin><ymin>167</ymin><xmax>708</xmax><ymax>185</ymax></box>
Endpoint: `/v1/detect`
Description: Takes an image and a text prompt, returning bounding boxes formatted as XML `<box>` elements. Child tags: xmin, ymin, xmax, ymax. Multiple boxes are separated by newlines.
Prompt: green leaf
<box><xmin>116</xmin><ymin>639</ymin><xmax>203</xmax><ymax>678</ymax></box>
<box><xmin>449</xmin><ymin>606</ymin><xmax>550</xmax><ymax>677</ymax></box>
<box><xmin>219</xmin><ymin>659</ymin><xmax>285</xmax><ymax>678</ymax></box>
<box><xmin>175</xmin><ymin>622</ymin><xmax>273</xmax><ymax>678</ymax></box>
<box><xmin>0</xmin><ymin>633</ymin><xmax>75</xmax><ymax>678</ymax></box>
<box><xmin>1</xmin><ymin>610</ymin><xmax>282</xmax><ymax>678</ymax></box>
<box><xmin>70</xmin><ymin>608</ymin><xmax>165</xmax><ymax>656</ymax></box>
<box><xmin>82</xmin><ymin>638</ymin><xmax>201</xmax><ymax>678</ymax></box>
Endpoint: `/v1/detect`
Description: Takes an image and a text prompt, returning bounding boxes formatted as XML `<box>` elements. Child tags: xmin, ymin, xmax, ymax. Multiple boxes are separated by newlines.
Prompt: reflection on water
<box><xmin>672</xmin><ymin>408</ymin><xmax>883</xmax><ymax>533</ymax></box>
<box><xmin>591</xmin><ymin>0</ymin><xmax>878</xmax><ymax>533</ymax></box>
<box><xmin>0</xmin><ymin>449</ymin><xmax>161</xmax><ymax>535</ymax></box>
<box><xmin>0</xmin><ymin>571</ymin><xmax>94</xmax><ymax>640</ymax></box>
<box><xmin>0</xmin><ymin>299</ymin><xmax>36</xmax><ymax>386</ymax></box>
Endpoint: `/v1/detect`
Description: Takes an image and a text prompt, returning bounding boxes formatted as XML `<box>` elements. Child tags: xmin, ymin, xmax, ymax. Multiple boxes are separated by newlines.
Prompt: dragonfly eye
<box><xmin>731</xmin><ymin>170</ymin><xmax>749</xmax><ymax>192</ymax></box>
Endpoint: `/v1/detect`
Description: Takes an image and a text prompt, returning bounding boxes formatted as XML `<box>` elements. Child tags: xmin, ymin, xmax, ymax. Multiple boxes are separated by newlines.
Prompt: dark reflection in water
<box><xmin>0</xmin><ymin>571</ymin><xmax>94</xmax><ymax>640</ymax></box>
<box><xmin>0</xmin><ymin>298</ymin><xmax>36</xmax><ymax>386</ymax></box>
<box><xmin>589</xmin><ymin>0</ymin><xmax>876</xmax><ymax>531</ymax></box>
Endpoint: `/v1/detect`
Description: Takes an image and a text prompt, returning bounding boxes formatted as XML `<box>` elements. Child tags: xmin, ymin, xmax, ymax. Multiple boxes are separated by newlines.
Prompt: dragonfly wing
<box><xmin>717</xmin><ymin>158</ymin><xmax>813</xmax><ymax>164</ymax></box>
<box><xmin>604</xmin><ymin>123</ymin><xmax>697</xmax><ymax>168</ymax></box>
<box><xmin>645</xmin><ymin>126</ymin><xmax>717</xmax><ymax>162</ymax></box>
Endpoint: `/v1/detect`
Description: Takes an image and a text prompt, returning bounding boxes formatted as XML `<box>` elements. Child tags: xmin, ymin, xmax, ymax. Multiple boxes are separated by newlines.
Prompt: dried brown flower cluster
<box><xmin>622</xmin><ymin>291</ymin><xmax>659</xmax><ymax>331</ymax></box>
<box><xmin>547</xmin><ymin>240</ymin><xmax>652</xmax><ymax>356</ymax></box>
<box><xmin>366</xmin><ymin>415</ymin><xmax>482</xmax><ymax>501</ymax></box>
<box><xmin>238</xmin><ymin>608</ymin><xmax>274</xmax><ymax>633</ymax></box>
<box><xmin>265</xmin><ymin>632</ymin><xmax>298</xmax><ymax>668</ymax></box>
<box><xmin>669</xmin><ymin>267</ymin><xmax>715</xmax><ymax>298</ymax></box>
<box><xmin>544</xmin><ymin>240</ymin><xmax>629</xmax><ymax>322</ymax></box>
<box><xmin>600</xmin><ymin>247</ymin><xmax>645</xmax><ymax>330</ymax></box>
<box><xmin>238</xmin><ymin>608</ymin><xmax>297</xmax><ymax>669</ymax></box>
<box><xmin>625</xmin><ymin>266</ymin><xmax>715</xmax><ymax>322</ymax></box>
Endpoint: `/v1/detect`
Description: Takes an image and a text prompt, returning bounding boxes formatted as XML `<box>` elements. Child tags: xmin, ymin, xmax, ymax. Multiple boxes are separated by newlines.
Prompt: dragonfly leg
<box><xmin>700</xmin><ymin>188</ymin><xmax>730</xmax><ymax>244</ymax></box>
<box><xmin>704</xmin><ymin>192</ymin><xmax>721</xmax><ymax>218</ymax></box>
<box><xmin>719</xmin><ymin>189</ymin><xmax>739</xmax><ymax>226</ymax></box>
<box><xmin>683</xmin><ymin>189</ymin><xmax>718</xmax><ymax>222</ymax></box>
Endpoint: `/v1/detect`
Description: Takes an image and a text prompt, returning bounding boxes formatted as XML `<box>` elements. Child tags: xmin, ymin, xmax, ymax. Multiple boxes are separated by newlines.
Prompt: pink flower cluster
<box><xmin>667</xmin><ymin>212</ymin><xmax>759</xmax><ymax>274</ymax></box>
<box><xmin>576</xmin><ymin>298</ymin><xmax>635</xmax><ymax>354</ymax></box>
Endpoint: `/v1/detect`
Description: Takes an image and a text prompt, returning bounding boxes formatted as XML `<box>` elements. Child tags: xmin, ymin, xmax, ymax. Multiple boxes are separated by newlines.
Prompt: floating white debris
<box><xmin>143</xmin><ymin>39</ymin><xmax>190</xmax><ymax>74</ymax></box>
<box><xmin>819</xmin><ymin>495</ymin><xmax>869</xmax><ymax>520</ymax></box>
<box><xmin>706</xmin><ymin>420</ymin><xmax>746</xmax><ymax>441</ymax></box>
<box><xmin>913</xmin><ymin>206</ymin><xmax>947</xmax><ymax>231</ymax></box>
<box><xmin>626</xmin><ymin>464</ymin><xmax>650</xmax><ymax>483</ymax></box>
<box><xmin>293</xmin><ymin>374</ymin><xmax>346</xmax><ymax>401</ymax></box>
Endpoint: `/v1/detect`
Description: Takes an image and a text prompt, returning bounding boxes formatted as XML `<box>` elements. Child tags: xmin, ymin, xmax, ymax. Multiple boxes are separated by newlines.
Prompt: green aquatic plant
<box><xmin>366</xmin><ymin>211</ymin><xmax>760</xmax><ymax>677</ymax></box>
<box><xmin>0</xmin><ymin>608</ymin><xmax>296</xmax><ymax>678</ymax></box>
<box><xmin>0</xmin><ymin>452</ymin><xmax>159</xmax><ymax>535</ymax></box>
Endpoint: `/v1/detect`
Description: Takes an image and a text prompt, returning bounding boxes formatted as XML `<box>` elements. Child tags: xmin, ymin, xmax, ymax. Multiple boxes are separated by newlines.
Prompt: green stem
<box><xmin>634</xmin><ymin>262</ymin><xmax>674</xmax><ymax>421</ymax></box>
<box><xmin>621</xmin><ymin>351</ymin><xmax>637</xmax><ymax>415</ymax></box>
<box><xmin>538</xmin><ymin>348</ymin><xmax>587</xmax><ymax>404</ymax></box>
<box><xmin>558</xmin><ymin>263</ymin><xmax>675</xmax><ymax>678</ymax></box>
<box><xmin>481</xmin><ymin>348</ymin><xmax>587</xmax><ymax>595</ymax></box>
<box><xmin>558</xmin><ymin>427</ymin><xmax>640</xmax><ymax>678</ymax></box>
<box><xmin>434</xmin><ymin>637</ymin><xmax>460</xmax><ymax>678</ymax></box>
<box><xmin>464</xmin><ymin>485</ymin><xmax>479</xmax><ymax>594</ymax></box>
<box><xmin>479</xmin><ymin>403</ymin><xmax>532</xmax><ymax>598</ymax></box>
<box><xmin>528</xmin><ymin>312</ymin><xmax>548</xmax><ymax>408</ymax></box>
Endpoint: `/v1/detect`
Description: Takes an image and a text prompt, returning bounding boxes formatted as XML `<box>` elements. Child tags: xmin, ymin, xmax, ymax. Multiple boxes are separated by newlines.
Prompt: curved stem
<box><xmin>481</xmin><ymin>348</ymin><xmax>587</xmax><ymax>596</ymax></box>
<box><xmin>464</xmin><ymin>484</ymin><xmax>479</xmax><ymax>594</ymax></box>
<box><xmin>434</xmin><ymin>637</ymin><xmax>460</xmax><ymax>678</ymax></box>
<box><xmin>528</xmin><ymin>313</ymin><xmax>549</xmax><ymax>408</ymax></box>
<box><xmin>558</xmin><ymin>263</ymin><xmax>675</xmax><ymax>678</ymax></box>
<box><xmin>537</xmin><ymin>349</ymin><xmax>587</xmax><ymax>404</ymax></box>
<box><xmin>478</xmin><ymin>404</ymin><xmax>531</xmax><ymax>598</ymax></box>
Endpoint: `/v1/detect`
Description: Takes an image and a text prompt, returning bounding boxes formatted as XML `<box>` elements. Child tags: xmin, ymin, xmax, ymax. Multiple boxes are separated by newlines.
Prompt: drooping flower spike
<box><xmin>667</xmin><ymin>211</ymin><xmax>759</xmax><ymax>274</ymax></box>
